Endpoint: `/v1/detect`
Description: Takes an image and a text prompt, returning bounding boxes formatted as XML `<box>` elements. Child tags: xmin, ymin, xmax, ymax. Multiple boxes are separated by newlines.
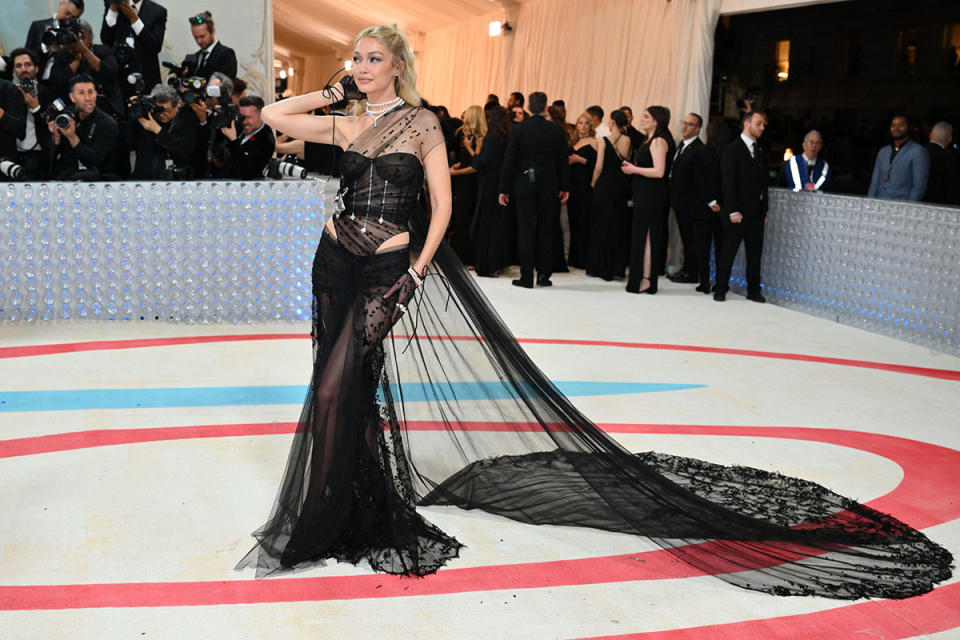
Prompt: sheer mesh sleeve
<box><xmin>414</xmin><ymin>108</ymin><xmax>446</xmax><ymax>161</ymax></box>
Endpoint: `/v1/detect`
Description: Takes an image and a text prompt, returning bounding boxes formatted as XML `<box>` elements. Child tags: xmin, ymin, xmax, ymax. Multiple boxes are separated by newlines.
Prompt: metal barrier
<box><xmin>1</xmin><ymin>182</ymin><xmax>958</xmax><ymax>355</ymax></box>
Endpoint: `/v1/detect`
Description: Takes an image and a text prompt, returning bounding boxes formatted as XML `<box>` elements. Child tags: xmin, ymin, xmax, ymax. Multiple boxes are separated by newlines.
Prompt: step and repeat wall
<box><xmin>1</xmin><ymin>182</ymin><xmax>958</xmax><ymax>356</ymax></box>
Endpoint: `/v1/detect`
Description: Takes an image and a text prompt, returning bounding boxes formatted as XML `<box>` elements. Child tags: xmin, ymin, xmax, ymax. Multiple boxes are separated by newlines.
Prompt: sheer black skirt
<box><xmin>239</xmin><ymin>216</ymin><xmax>952</xmax><ymax>600</ymax></box>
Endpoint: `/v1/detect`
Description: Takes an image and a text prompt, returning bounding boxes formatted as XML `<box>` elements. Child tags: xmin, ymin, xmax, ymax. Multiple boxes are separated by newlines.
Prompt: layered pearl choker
<box><xmin>365</xmin><ymin>96</ymin><xmax>404</xmax><ymax>127</ymax></box>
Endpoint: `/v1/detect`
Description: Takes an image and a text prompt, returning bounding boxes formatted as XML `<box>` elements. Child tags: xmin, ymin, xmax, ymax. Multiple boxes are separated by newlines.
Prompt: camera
<box><xmin>210</xmin><ymin>101</ymin><xmax>243</xmax><ymax>131</ymax></box>
<box><xmin>41</xmin><ymin>17</ymin><xmax>83</xmax><ymax>47</ymax></box>
<box><xmin>160</xmin><ymin>165</ymin><xmax>192</xmax><ymax>180</ymax></box>
<box><xmin>127</xmin><ymin>94</ymin><xmax>165</xmax><ymax>121</ymax></box>
<box><xmin>18</xmin><ymin>77</ymin><xmax>37</xmax><ymax>95</ymax></box>
<box><xmin>45</xmin><ymin>98</ymin><xmax>78</xmax><ymax>129</ymax></box>
<box><xmin>171</xmin><ymin>76</ymin><xmax>207</xmax><ymax>105</ymax></box>
<box><xmin>0</xmin><ymin>159</ymin><xmax>25</xmax><ymax>180</ymax></box>
<box><xmin>265</xmin><ymin>158</ymin><xmax>308</xmax><ymax>180</ymax></box>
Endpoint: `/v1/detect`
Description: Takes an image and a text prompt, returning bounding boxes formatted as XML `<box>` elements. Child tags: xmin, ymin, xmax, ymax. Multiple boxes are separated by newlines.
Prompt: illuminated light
<box><xmin>288</xmin><ymin>67</ymin><xmax>295</xmax><ymax>76</ymax></box>
<box><xmin>344</xmin><ymin>59</ymin><xmax>353</xmax><ymax>71</ymax></box>
<box><xmin>279</xmin><ymin>70</ymin><xmax>287</xmax><ymax>79</ymax></box>
<box><xmin>489</xmin><ymin>21</ymin><xmax>501</xmax><ymax>37</ymax></box>
<box><xmin>778</xmin><ymin>71</ymin><xmax>789</xmax><ymax>79</ymax></box>
<box><xmin>783</xmin><ymin>148</ymin><xmax>794</xmax><ymax>161</ymax></box>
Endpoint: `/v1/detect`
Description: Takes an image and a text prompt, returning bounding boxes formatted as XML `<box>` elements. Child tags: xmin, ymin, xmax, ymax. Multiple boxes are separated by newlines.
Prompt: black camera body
<box><xmin>167</xmin><ymin>75</ymin><xmax>207</xmax><ymax>104</ymax></box>
<box><xmin>18</xmin><ymin>77</ymin><xmax>37</xmax><ymax>95</ymax></box>
<box><xmin>41</xmin><ymin>17</ymin><xmax>83</xmax><ymax>47</ymax></box>
<box><xmin>161</xmin><ymin>165</ymin><xmax>193</xmax><ymax>180</ymax></box>
<box><xmin>210</xmin><ymin>102</ymin><xmax>242</xmax><ymax>131</ymax></box>
<box><xmin>127</xmin><ymin>95</ymin><xmax>165</xmax><ymax>121</ymax></box>
<box><xmin>45</xmin><ymin>98</ymin><xmax>78</xmax><ymax>129</ymax></box>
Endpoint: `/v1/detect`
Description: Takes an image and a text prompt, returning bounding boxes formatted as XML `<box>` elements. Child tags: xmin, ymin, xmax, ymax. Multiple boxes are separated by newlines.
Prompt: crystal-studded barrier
<box><xmin>728</xmin><ymin>189</ymin><xmax>960</xmax><ymax>355</ymax></box>
<box><xmin>1</xmin><ymin>182</ymin><xmax>958</xmax><ymax>355</ymax></box>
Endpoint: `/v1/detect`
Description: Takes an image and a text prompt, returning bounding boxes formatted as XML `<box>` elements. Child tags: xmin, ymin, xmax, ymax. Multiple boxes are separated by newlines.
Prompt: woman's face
<box><xmin>639</xmin><ymin>110</ymin><xmax>654</xmax><ymax>133</ymax></box>
<box><xmin>511</xmin><ymin>107</ymin><xmax>525</xmax><ymax>122</ymax></box>
<box><xmin>576</xmin><ymin>116</ymin><xmax>591</xmax><ymax>137</ymax></box>
<box><xmin>352</xmin><ymin>37</ymin><xmax>400</xmax><ymax>96</ymax></box>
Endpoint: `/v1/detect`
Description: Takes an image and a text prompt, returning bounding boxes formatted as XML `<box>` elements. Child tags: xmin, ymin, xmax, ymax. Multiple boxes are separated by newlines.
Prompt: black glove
<box><xmin>337</xmin><ymin>75</ymin><xmax>366</xmax><ymax>101</ymax></box>
<box><xmin>383</xmin><ymin>271</ymin><xmax>417</xmax><ymax>325</ymax></box>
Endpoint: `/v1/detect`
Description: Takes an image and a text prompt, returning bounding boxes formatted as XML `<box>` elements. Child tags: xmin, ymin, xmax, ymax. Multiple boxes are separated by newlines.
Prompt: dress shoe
<box><xmin>695</xmin><ymin>283</ymin><xmax>711</xmax><ymax>294</ymax></box>
<box><xmin>512</xmin><ymin>279</ymin><xmax>533</xmax><ymax>289</ymax></box>
<box><xmin>746</xmin><ymin>292</ymin><xmax>766</xmax><ymax>303</ymax></box>
<box><xmin>668</xmin><ymin>270</ymin><xmax>699</xmax><ymax>284</ymax></box>
<box><xmin>713</xmin><ymin>290</ymin><xmax>726</xmax><ymax>302</ymax></box>
<box><xmin>536</xmin><ymin>277</ymin><xmax>553</xmax><ymax>287</ymax></box>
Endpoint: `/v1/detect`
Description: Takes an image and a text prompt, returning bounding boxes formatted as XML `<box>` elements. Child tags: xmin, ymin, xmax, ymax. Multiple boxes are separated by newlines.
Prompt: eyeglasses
<box><xmin>681</xmin><ymin>121</ymin><xmax>700</xmax><ymax>127</ymax></box>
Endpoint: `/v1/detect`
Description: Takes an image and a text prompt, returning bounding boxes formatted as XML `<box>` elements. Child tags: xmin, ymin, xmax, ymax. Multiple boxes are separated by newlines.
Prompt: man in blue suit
<box><xmin>784</xmin><ymin>130</ymin><xmax>830</xmax><ymax>191</ymax></box>
<box><xmin>867</xmin><ymin>115</ymin><xmax>929</xmax><ymax>201</ymax></box>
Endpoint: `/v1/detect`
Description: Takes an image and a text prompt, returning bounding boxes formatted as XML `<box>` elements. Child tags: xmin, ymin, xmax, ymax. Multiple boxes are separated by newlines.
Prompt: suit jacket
<box><xmin>224</xmin><ymin>124</ymin><xmax>275</xmax><ymax>180</ymax></box>
<box><xmin>25</xmin><ymin>18</ymin><xmax>55</xmax><ymax>62</ymax></box>
<box><xmin>52</xmin><ymin>107</ymin><xmax>119</xmax><ymax>179</ymax></box>
<box><xmin>129</xmin><ymin>106</ymin><xmax>198</xmax><ymax>178</ymax></box>
<box><xmin>783</xmin><ymin>155</ymin><xmax>831</xmax><ymax>191</ymax></box>
<box><xmin>183</xmin><ymin>41</ymin><xmax>238</xmax><ymax>81</ymax></box>
<box><xmin>867</xmin><ymin>139</ymin><xmax>929</xmax><ymax>201</ymax></box>
<box><xmin>0</xmin><ymin>78</ymin><xmax>28</xmax><ymax>157</ymax></box>
<box><xmin>100</xmin><ymin>0</ymin><xmax>168</xmax><ymax>92</ymax></box>
<box><xmin>923</xmin><ymin>142</ymin><xmax>957</xmax><ymax>205</ymax></box>
<box><xmin>48</xmin><ymin>44</ymin><xmax>126</xmax><ymax>117</ymax></box>
<box><xmin>11</xmin><ymin>83</ymin><xmax>55</xmax><ymax>155</ymax></box>
<box><xmin>670</xmin><ymin>137</ymin><xmax>720</xmax><ymax>219</ymax></box>
<box><xmin>721</xmin><ymin>136</ymin><xmax>768</xmax><ymax>220</ymax></box>
<box><xmin>498</xmin><ymin>114</ymin><xmax>570</xmax><ymax>194</ymax></box>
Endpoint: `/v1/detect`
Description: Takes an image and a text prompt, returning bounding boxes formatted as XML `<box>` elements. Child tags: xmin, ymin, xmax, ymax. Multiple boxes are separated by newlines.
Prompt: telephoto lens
<box><xmin>0</xmin><ymin>159</ymin><xmax>24</xmax><ymax>180</ymax></box>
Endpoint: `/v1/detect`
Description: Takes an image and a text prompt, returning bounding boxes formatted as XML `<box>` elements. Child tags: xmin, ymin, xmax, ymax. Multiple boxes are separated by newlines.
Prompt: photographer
<box><xmin>218</xmin><ymin>95</ymin><xmax>273</xmax><ymax>180</ymax></box>
<box><xmin>179</xmin><ymin>12</ymin><xmax>237</xmax><ymax>81</ymax></box>
<box><xmin>101</xmin><ymin>0</ymin><xmax>167</xmax><ymax>94</ymax></box>
<box><xmin>188</xmin><ymin>71</ymin><xmax>231</xmax><ymax>178</ymax></box>
<box><xmin>48</xmin><ymin>19</ymin><xmax>125</xmax><ymax>117</ymax></box>
<box><xmin>49</xmin><ymin>73</ymin><xmax>119</xmax><ymax>179</ymax></box>
<box><xmin>9</xmin><ymin>48</ymin><xmax>55</xmax><ymax>179</ymax></box>
<box><xmin>0</xmin><ymin>78</ymin><xmax>28</xmax><ymax>171</ymax></box>
<box><xmin>127</xmin><ymin>83</ymin><xmax>197</xmax><ymax>179</ymax></box>
<box><xmin>25</xmin><ymin>0</ymin><xmax>85</xmax><ymax>79</ymax></box>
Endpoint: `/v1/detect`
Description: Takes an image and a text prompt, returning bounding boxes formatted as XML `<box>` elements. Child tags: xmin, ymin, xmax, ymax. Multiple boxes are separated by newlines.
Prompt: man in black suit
<box><xmin>179</xmin><ymin>12</ymin><xmax>237</xmax><ymax>81</ymax></box>
<box><xmin>924</xmin><ymin>121</ymin><xmax>957</xmax><ymax>205</ymax></box>
<box><xmin>218</xmin><ymin>95</ymin><xmax>275</xmax><ymax>180</ymax></box>
<box><xmin>8</xmin><ymin>48</ymin><xmax>56</xmax><ymax>179</ymax></box>
<box><xmin>128</xmin><ymin>83</ymin><xmax>197</xmax><ymax>178</ymax></box>
<box><xmin>0</xmin><ymin>78</ymin><xmax>28</xmax><ymax>168</ymax></box>
<box><xmin>48</xmin><ymin>20</ymin><xmax>125</xmax><ymax>118</ymax></box>
<box><xmin>669</xmin><ymin>113</ymin><xmax>722</xmax><ymax>292</ymax></box>
<box><xmin>714</xmin><ymin>110</ymin><xmax>768</xmax><ymax>303</ymax></box>
<box><xmin>621</xmin><ymin>106</ymin><xmax>645</xmax><ymax>150</ymax></box>
<box><xmin>498</xmin><ymin>91</ymin><xmax>570</xmax><ymax>288</ymax></box>
<box><xmin>25</xmin><ymin>0</ymin><xmax>85</xmax><ymax>79</ymax></box>
<box><xmin>101</xmin><ymin>0</ymin><xmax>167</xmax><ymax>95</ymax></box>
<box><xmin>48</xmin><ymin>73</ymin><xmax>119</xmax><ymax>179</ymax></box>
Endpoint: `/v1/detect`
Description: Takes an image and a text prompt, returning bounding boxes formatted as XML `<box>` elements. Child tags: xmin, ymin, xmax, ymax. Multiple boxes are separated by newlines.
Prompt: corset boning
<box><xmin>339</xmin><ymin>151</ymin><xmax>423</xmax><ymax>225</ymax></box>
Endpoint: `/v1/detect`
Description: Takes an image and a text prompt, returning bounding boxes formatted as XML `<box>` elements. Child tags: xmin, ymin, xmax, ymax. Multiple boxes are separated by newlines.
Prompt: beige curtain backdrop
<box><xmin>419</xmin><ymin>0</ymin><xmax>719</xmax><ymax>137</ymax></box>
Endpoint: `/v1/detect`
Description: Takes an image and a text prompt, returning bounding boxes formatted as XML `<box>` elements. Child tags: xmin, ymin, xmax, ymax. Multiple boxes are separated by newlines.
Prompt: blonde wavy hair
<box><xmin>573</xmin><ymin>112</ymin><xmax>597</xmax><ymax>143</ymax></box>
<box><xmin>352</xmin><ymin>24</ymin><xmax>422</xmax><ymax>115</ymax></box>
<box><xmin>457</xmin><ymin>105</ymin><xmax>487</xmax><ymax>139</ymax></box>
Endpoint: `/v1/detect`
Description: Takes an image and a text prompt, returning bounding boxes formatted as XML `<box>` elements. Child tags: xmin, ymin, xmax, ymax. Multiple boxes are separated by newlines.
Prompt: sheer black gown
<box><xmin>587</xmin><ymin>137</ymin><xmax>630</xmax><ymax>280</ymax></box>
<box><xmin>567</xmin><ymin>141</ymin><xmax>597</xmax><ymax>269</ymax></box>
<box><xmin>238</xmin><ymin>105</ymin><xmax>952</xmax><ymax>600</ymax></box>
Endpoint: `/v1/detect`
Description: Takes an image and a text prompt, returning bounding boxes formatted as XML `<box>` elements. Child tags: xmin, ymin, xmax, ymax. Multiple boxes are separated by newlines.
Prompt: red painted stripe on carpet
<box><xmin>573</xmin><ymin>581</ymin><xmax>960</xmax><ymax>640</ymax></box>
<box><xmin>0</xmin><ymin>423</ymin><xmax>957</xmax><ymax>612</ymax></box>
<box><xmin>2</xmin><ymin>334</ymin><xmax>958</xmax><ymax>381</ymax></box>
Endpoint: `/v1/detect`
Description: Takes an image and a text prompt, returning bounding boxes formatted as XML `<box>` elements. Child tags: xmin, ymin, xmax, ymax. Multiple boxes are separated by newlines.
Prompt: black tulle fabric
<box><xmin>238</xmin><ymin>106</ymin><xmax>953</xmax><ymax>599</ymax></box>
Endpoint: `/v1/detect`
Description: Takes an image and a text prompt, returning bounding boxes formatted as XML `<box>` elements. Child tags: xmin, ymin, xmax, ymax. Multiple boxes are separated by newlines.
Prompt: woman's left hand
<box><xmin>383</xmin><ymin>270</ymin><xmax>418</xmax><ymax>324</ymax></box>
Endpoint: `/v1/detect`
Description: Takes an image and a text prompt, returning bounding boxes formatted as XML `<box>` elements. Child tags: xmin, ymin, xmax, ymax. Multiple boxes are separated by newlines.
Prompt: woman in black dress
<box><xmin>586</xmin><ymin>109</ymin><xmax>632</xmax><ymax>280</ymax></box>
<box><xmin>237</xmin><ymin>24</ymin><xmax>951</xmax><ymax>600</ymax></box>
<box><xmin>470</xmin><ymin>106</ymin><xmax>512</xmax><ymax>276</ymax></box>
<box><xmin>621</xmin><ymin>106</ymin><xmax>673</xmax><ymax>294</ymax></box>
<box><xmin>566</xmin><ymin>113</ymin><xmax>597</xmax><ymax>269</ymax></box>
<box><xmin>447</xmin><ymin>105</ymin><xmax>484</xmax><ymax>264</ymax></box>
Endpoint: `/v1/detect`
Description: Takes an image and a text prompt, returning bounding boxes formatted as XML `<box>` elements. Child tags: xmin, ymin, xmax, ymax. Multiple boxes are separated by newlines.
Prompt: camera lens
<box><xmin>55</xmin><ymin>113</ymin><xmax>73</xmax><ymax>129</ymax></box>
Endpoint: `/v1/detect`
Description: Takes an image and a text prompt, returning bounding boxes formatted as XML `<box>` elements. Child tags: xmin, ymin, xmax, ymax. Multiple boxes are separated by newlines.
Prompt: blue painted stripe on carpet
<box><xmin>0</xmin><ymin>382</ymin><xmax>705</xmax><ymax>413</ymax></box>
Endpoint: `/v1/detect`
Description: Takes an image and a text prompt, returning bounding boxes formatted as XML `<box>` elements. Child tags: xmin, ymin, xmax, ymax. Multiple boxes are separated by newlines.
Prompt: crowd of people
<box><xmin>426</xmin><ymin>93</ymin><xmax>958</xmax><ymax>298</ymax></box>
<box><xmin>0</xmin><ymin>0</ymin><xmax>274</xmax><ymax>181</ymax></box>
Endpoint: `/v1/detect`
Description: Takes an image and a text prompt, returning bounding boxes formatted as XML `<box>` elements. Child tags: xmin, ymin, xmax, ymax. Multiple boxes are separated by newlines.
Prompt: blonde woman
<box><xmin>448</xmin><ymin>105</ymin><xmax>486</xmax><ymax>261</ymax></box>
<box><xmin>236</xmin><ymin>25</ymin><xmax>951</xmax><ymax>600</ymax></box>
<box><xmin>566</xmin><ymin>113</ymin><xmax>597</xmax><ymax>268</ymax></box>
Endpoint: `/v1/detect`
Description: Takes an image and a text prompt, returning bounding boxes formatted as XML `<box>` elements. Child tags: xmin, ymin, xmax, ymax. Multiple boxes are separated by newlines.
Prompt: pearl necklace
<box><xmin>365</xmin><ymin>97</ymin><xmax>404</xmax><ymax>127</ymax></box>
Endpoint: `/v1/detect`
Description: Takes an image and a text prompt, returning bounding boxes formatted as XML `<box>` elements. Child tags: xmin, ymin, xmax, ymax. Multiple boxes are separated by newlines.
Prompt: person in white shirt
<box><xmin>783</xmin><ymin>130</ymin><xmax>831</xmax><ymax>192</ymax></box>
<box><xmin>100</xmin><ymin>0</ymin><xmax>168</xmax><ymax>94</ymax></box>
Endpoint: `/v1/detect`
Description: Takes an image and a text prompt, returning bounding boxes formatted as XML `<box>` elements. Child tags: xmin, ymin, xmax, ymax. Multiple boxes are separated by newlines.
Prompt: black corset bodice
<box><xmin>330</xmin><ymin>107</ymin><xmax>445</xmax><ymax>257</ymax></box>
